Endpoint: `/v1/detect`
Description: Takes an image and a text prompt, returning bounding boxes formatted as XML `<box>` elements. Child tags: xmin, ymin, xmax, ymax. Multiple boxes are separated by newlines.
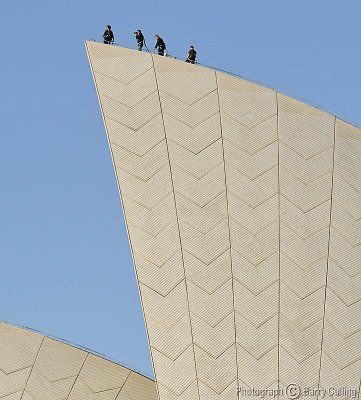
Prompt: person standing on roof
<box><xmin>103</xmin><ymin>25</ymin><xmax>114</xmax><ymax>45</ymax></box>
<box><xmin>185</xmin><ymin>46</ymin><xmax>197</xmax><ymax>64</ymax></box>
<box><xmin>134</xmin><ymin>30</ymin><xmax>145</xmax><ymax>51</ymax></box>
<box><xmin>154</xmin><ymin>35</ymin><xmax>166</xmax><ymax>56</ymax></box>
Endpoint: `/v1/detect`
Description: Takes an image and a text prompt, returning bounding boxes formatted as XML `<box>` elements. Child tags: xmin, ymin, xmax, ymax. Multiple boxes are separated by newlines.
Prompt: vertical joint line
<box><xmin>316</xmin><ymin>116</ymin><xmax>337</xmax><ymax>398</ymax></box>
<box><xmin>215</xmin><ymin>70</ymin><xmax>240</xmax><ymax>397</ymax></box>
<box><xmin>115</xmin><ymin>370</ymin><xmax>133</xmax><ymax>399</ymax></box>
<box><xmin>276</xmin><ymin>91</ymin><xmax>281</xmax><ymax>399</ymax></box>
<box><xmin>151</xmin><ymin>54</ymin><xmax>201</xmax><ymax>400</ymax></box>
<box><xmin>65</xmin><ymin>353</ymin><xmax>89</xmax><ymax>399</ymax></box>
<box><xmin>20</xmin><ymin>337</ymin><xmax>45</xmax><ymax>399</ymax></box>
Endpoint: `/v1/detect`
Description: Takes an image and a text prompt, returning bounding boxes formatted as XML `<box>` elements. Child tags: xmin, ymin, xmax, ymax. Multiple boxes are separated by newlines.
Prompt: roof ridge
<box><xmin>85</xmin><ymin>39</ymin><xmax>360</xmax><ymax>129</ymax></box>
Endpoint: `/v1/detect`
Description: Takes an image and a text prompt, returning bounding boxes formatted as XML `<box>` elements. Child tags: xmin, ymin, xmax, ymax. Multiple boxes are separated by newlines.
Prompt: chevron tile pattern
<box><xmin>278</xmin><ymin>95</ymin><xmax>335</xmax><ymax>397</ymax></box>
<box><xmin>87</xmin><ymin>42</ymin><xmax>361</xmax><ymax>400</ymax></box>
<box><xmin>153</xmin><ymin>57</ymin><xmax>238</xmax><ymax>399</ymax></box>
<box><xmin>86</xmin><ymin>42</ymin><xmax>198</xmax><ymax>399</ymax></box>
<box><xmin>217</xmin><ymin>73</ymin><xmax>279</xmax><ymax>393</ymax></box>
<box><xmin>318</xmin><ymin>120</ymin><xmax>361</xmax><ymax>399</ymax></box>
<box><xmin>0</xmin><ymin>323</ymin><xmax>157</xmax><ymax>400</ymax></box>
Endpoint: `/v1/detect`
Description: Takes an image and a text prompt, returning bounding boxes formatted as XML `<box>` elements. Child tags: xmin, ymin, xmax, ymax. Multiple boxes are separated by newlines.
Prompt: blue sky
<box><xmin>1</xmin><ymin>0</ymin><xmax>360</xmax><ymax>377</ymax></box>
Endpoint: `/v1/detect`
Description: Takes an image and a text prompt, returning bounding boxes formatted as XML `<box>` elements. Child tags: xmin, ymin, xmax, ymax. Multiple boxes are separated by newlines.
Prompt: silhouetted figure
<box><xmin>186</xmin><ymin>46</ymin><xmax>197</xmax><ymax>64</ymax></box>
<box><xmin>154</xmin><ymin>35</ymin><xmax>166</xmax><ymax>56</ymax></box>
<box><xmin>103</xmin><ymin>25</ymin><xmax>114</xmax><ymax>45</ymax></box>
<box><xmin>134</xmin><ymin>30</ymin><xmax>145</xmax><ymax>51</ymax></box>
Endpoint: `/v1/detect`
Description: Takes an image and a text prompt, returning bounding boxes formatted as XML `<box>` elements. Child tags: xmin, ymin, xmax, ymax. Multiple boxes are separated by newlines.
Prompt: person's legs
<box><xmin>137</xmin><ymin>42</ymin><xmax>143</xmax><ymax>51</ymax></box>
<box><xmin>158</xmin><ymin>47</ymin><xmax>164</xmax><ymax>56</ymax></box>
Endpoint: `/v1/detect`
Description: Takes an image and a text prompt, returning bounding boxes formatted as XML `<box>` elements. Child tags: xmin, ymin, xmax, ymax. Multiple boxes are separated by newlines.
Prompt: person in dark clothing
<box><xmin>186</xmin><ymin>46</ymin><xmax>197</xmax><ymax>64</ymax></box>
<box><xmin>103</xmin><ymin>25</ymin><xmax>114</xmax><ymax>45</ymax></box>
<box><xmin>154</xmin><ymin>35</ymin><xmax>166</xmax><ymax>56</ymax></box>
<box><xmin>134</xmin><ymin>30</ymin><xmax>144</xmax><ymax>51</ymax></box>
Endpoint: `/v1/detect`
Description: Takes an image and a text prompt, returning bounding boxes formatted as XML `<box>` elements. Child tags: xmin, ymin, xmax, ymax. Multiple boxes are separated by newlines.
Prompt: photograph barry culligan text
<box><xmin>237</xmin><ymin>384</ymin><xmax>358</xmax><ymax>399</ymax></box>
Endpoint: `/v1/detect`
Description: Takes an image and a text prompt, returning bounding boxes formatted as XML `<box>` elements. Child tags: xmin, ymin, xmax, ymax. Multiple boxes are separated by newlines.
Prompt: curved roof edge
<box><xmin>0</xmin><ymin>320</ymin><xmax>153</xmax><ymax>381</ymax></box>
<box><xmin>0</xmin><ymin>321</ymin><xmax>157</xmax><ymax>399</ymax></box>
<box><xmin>85</xmin><ymin>38</ymin><xmax>360</xmax><ymax>129</ymax></box>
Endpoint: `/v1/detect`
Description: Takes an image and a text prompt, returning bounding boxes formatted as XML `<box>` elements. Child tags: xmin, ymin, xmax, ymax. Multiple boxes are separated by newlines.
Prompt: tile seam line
<box><xmin>316</xmin><ymin>116</ymin><xmax>337</xmax><ymax>399</ymax></box>
<box><xmin>322</xmin><ymin>352</ymin><xmax>361</xmax><ymax>371</ymax></box>
<box><xmin>169</xmin><ymin>136</ymin><xmax>223</xmax><ymax>157</ymax></box>
<box><xmin>65</xmin><ymin>353</ymin><xmax>89</xmax><ymax>399</ymax></box>
<box><xmin>159</xmin><ymin>378</ymin><xmax>198</xmax><ymax>397</ymax></box>
<box><xmin>276</xmin><ymin>91</ymin><xmax>281</xmax><ymax>399</ymax></box>
<box><xmin>114</xmin><ymin>369</ymin><xmax>133</xmax><ymax>399</ymax></box>
<box><xmin>214</xmin><ymin>70</ymin><xmax>240</xmax><ymax>399</ymax></box>
<box><xmin>85</xmin><ymin>43</ymin><xmax>159</xmax><ymax>395</ymax></box>
<box><xmin>330</xmin><ymin>227</ymin><xmax>361</xmax><ymax>249</ymax></box>
<box><xmin>101</xmin><ymin>89</ymin><xmax>158</xmax><ymax>110</ymax></box>
<box><xmin>111</xmin><ymin>137</ymin><xmax>165</xmax><ymax>158</ymax></box>
<box><xmin>93</xmin><ymin>65</ymin><xmax>154</xmax><ymax>86</ymax></box>
<box><xmin>151</xmin><ymin>54</ymin><xmax>201</xmax><ymax>400</ymax></box>
<box><xmin>151</xmin><ymin>343</ymin><xmax>194</xmax><ymax>363</ymax></box>
<box><xmin>0</xmin><ymin>365</ymin><xmax>31</xmax><ymax>376</ymax></box>
<box><xmin>20</xmin><ymin>336</ymin><xmax>45</xmax><ymax>400</ymax></box>
<box><xmin>67</xmin><ymin>372</ymin><xmax>131</xmax><ymax>396</ymax></box>
<box><xmin>199</xmin><ymin>377</ymin><xmax>238</xmax><ymax>396</ymax></box>
<box><xmin>325</xmin><ymin>286</ymin><xmax>361</xmax><ymax>308</ymax></box>
<box><xmin>223</xmin><ymin>137</ymin><xmax>279</xmax><ymax>157</ymax></box>
<box><xmin>117</xmin><ymin>164</ymin><xmax>167</xmax><ymax>185</ymax></box>
<box><xmin>105</xmin><ymin>112</ymin><xmax>162</xmax><ymax>132</ymax></box>
<box><xmin>329</xmin><ymin>257</ymin><xmax>361</xmax><ymax>278</ymax></box>
<box><xmin>163</xmin><ymin>110</ymin><xmax>220</xmax><ymax>130</ymax></box>
<box><xmin>323</xmin><ymin>321</ymin><xmax>361</xmax><ymax>341</ymax></box>
<box><xmin>160</xmin><ymin>87</ymin><xmax>218</xmax><ymax>107</ymax></box>
<box><xmin>0</xmin><ymin>390</ymin><xmax>24</xmax><ymax>399</ymax></box>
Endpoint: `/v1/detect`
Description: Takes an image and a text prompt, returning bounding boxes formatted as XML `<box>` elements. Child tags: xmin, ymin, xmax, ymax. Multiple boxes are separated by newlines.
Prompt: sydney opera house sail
<box><xmin>0</xmin><ymin>322</ymin><xmax>157</xmax><ymax>399</ymax></box>
<box><xmin>86</xmin><ymin>41</ymin><xmax>361</xmax><ymax>400</ymax></box>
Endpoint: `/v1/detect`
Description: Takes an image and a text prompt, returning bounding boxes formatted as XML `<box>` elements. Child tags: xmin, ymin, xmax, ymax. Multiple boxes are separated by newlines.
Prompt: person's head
<box><xmin>154</xmin><ymin>35</ymin><xmax>159</xmax><ymax>39</ymax></box>
<box><xmin>106</xmin><ymin>25</ymin><xmax>111</xmax><ymax>30</ymax></box>
<box><xmin>190</xmin><ymin>45</ymin><xmax>194</xmax><ymax>49</ymax></box>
